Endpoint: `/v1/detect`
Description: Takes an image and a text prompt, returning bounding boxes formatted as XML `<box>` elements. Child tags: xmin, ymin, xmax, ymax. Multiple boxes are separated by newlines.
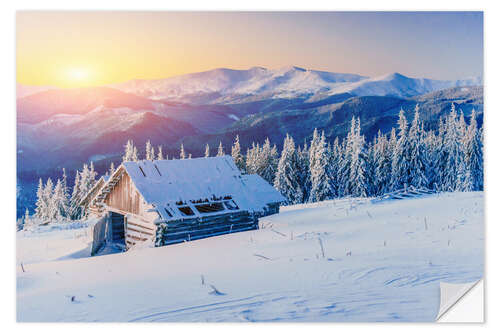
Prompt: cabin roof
<box><xmin>98</xmin><ymin>156</ymin><xmax>285</xmax><ymax>221</ymax></box>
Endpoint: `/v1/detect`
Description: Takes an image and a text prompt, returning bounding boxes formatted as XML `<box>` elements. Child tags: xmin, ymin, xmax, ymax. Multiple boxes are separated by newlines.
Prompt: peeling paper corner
<box><xmin>436</xmin><ymin>279</ymin><xmax>484</xmax><ymax>322</ymax></box>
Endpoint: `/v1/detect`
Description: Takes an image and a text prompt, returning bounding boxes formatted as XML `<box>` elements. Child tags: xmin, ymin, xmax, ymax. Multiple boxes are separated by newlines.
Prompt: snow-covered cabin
<box><xmin>87</xmin><ymin>156</ymin><xmax>285</xmax><ymax>251</ymax></box>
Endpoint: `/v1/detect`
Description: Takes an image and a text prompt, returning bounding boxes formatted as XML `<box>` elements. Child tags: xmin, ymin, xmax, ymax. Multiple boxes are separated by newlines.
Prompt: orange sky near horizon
<box><xmin>16</xmin><ymin>11</ymin><xmax>483</xmax><ymax>88</ymax></box>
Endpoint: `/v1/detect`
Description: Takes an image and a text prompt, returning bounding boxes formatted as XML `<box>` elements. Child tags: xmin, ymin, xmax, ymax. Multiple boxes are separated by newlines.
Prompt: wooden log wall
<box><xmin>125</xmin><ymin>214</ymin><xmax>157</xmax><ymax>249</ymax></box>
<box><xmin>156</xmin><ymin>211</ymin><xmax>258</xmax><ymax>246</ymax></box>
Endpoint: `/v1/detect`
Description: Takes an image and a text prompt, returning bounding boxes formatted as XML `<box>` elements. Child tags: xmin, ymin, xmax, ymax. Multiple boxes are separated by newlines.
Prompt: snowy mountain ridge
<box><xmin>107</xmin><ymin>67</ymin><xmax>482</xmax><ymax>103</ymax></box>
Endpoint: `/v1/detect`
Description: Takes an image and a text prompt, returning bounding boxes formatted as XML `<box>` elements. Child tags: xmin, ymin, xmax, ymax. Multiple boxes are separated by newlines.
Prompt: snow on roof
<box><xmin>120</xmin><ymin>156</ymin><xmax>285</xmax><ymax>221</ymax></box>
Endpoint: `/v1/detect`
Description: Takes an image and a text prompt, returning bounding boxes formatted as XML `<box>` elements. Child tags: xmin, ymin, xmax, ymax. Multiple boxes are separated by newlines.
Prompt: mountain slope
<box><xmin>17</xmin><ymin>87</ymin><xmax>155</xmax><ymax>124</ymax></box>
<box><xmin>180</xmin><ymin>85</ymin><xmax>483</xmax><ymax>155</ymax></box>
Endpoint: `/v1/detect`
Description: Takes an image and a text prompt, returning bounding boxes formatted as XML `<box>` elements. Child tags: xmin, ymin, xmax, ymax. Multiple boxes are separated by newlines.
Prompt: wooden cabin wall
<box><xmin>105</xmin><ymin>173</ymin><xmax>143</xmax><ymax>216</ymax></box>
<box><xmin>103</xmin><ymin>172</ymin><xmax>159</xmax><ymax>222</ymax></box>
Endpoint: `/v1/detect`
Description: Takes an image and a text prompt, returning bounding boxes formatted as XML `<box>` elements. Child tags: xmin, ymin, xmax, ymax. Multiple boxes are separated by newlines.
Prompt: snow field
<box><xmin>17</xmin><ymin>192</ymin><xmax>483</xmax><ymax>322</ymax></box>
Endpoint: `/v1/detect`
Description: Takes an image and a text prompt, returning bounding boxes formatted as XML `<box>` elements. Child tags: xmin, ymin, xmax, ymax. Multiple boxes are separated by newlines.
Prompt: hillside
<box><xmin>181</xmin><ymin>86</ymin><xmax>483</xmax><ymax>153</ymax></box>
<box><xmin>17</xmin><ymin>192</ymin><xmax>484</xmax><ymax>322</ymax></box>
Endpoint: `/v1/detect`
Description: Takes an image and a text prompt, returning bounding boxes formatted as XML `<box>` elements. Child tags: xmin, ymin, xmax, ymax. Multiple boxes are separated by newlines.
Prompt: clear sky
<box><xmin>16</xmin><ymin>11</ymin><xmax>483</xmax><ymax>88</ymax></box>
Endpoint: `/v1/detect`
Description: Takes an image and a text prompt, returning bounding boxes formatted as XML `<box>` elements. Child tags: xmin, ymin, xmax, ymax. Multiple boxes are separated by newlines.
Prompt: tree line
<box><xmin>21</xmin><ymin>104</ymin><xmax>483</xmax><ymax>229</ymax></box>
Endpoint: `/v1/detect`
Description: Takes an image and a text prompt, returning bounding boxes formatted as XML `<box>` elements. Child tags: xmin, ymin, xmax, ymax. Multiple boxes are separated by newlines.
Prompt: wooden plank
<box><xmin>127</xmin><ymin>227</ymin><xmax>154</xmax><ymax>238</ymax></box>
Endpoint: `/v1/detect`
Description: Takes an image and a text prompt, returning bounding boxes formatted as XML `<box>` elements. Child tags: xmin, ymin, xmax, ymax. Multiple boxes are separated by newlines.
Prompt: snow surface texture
<box><xmin>17</xmin><ymin>192</ymin><xmax>483</xmax><ymax>322</ymax></box>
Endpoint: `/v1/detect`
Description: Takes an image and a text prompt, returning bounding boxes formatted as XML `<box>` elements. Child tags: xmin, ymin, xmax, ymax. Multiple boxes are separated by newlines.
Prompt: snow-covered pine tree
<box><xmin>204</xmin><ymin>143</ymin><xmax>210</xmax><ymax>158</ymax></box>
<box><xmin>60</xmin><ymin>168</ymin><xmax>70</xmax><ymax>218</ymax></box>
<box><xmin>231</xmin><ymin>135</ymin><xmax>245</xmax><ymax>171</ymax></box>
<box><xmin>34</xmin><ymin>178</ymin><xmax>45</xmax><ymax>220</ymax></box>
<box><xmin>433</xmin><ymin>116</ymin><xmax>448</xmax><ymax>191</ymax></box>
<box><xmin>52</xmin><ymin>179</ymin><xmax>68</xmax><ymax>221</ymax></box>
<box><xmin>308</xmin><ymin>129</ymin><xmax>333</xmax><ymax>202</ymax></box>
<box><xmin>364</xmin><ymin>141</ymin><xmax>377</xmax><ymax>197</ymax></box>
<box><xmin>391</xmin><ymin>109</ymin><xmax>411</xmax><ymax>191</ymax></box>
<box><xmin>89</xmin><ymin>162</ymin><xmax>97</xmax><ymax>189</ymax></box>
<box><xmin>21</xmin><ymin>207</ymin><xmax>30</xmax><ymax>230</ymax></box>
<box><xmin>217</xmin><ymin>141</ymin><xmax>225</xmax><ymax>157</ymax></box>
<box><xmin>407</xmin><ymin>106</ymin><xmax>429</xmax><ymax>189</ymax></box>
<box><xmin>123</xmin><ymin>140</ymin><xmax>138</xmax><ymax>162</ymax></box>
<box><xmin>245</xmin><ymin>143</ymin><xmax>259</xmax><ymax>175</ymax></box>
<box><xmin>297</xmin><ymin>141</ymin><xmax>311</xmax><ymax>202</ymax></box>
<box><xmin>347</xmin><ymin>118</ymin><xmax>368</xmax><ymax>197</ymax></box>
<box><xmin>463</xmin><ymin>109</ymin><xmax>483</xmax><ymax>191</ymax></box>
<box><xmin>69</xmin><ymin>171</ymin><xmax>82</xmax><ymax>219</ymax></box>
<box><xmin>373</xmin><ymin>130</ymin><xmax>391</xmax><ymax>195</ymax></box>
<box><xmin>337</xmin><ymin>133</ymin><xmax>350</xmax><ymax>197</ymax></box>
<box><xmin>145</xmin><ymin>140</ymin><xmax>154</xmax><ymax>161</ymax></box>
<box><xmin>441</xmin><ymin>104</ymin><xmax>465</xmax><ymax>191</ymax></box>
<box><xmin>157</xmin><ymin>146</ymin><xmax>164</xmax><ymax>160</ymax></box>
<box><xmin>180</xmin><ymin>143</ymin><xmax>186</xmax><ymax>159</ymax></box>
<box><xmin>423</xmin><ymin>130</ymin><xmax>440</xmax><ymax>190</ymax></box>
<box><xmin>327</xmin><ymin>137</ymin><xmax>342</xmax><ymax>198</ymax></box>
<box><xmin>132</xmin><ymin>146</ymin><xmax>139</xmax><ymax>161</ymax></box>
<box><xmin>259</xmin><ymin>138</ymin><xmax>278</xmax><ymax>184</ymax></box>
<box><xmin>274</xmin><ymin>134</ymin><xmax>302</xmax><ymax>204</ymax></box>
<box><xmin>44</xmin><ymin>178</ymin><xmax>55</xmax><ymax>221</ymax></box>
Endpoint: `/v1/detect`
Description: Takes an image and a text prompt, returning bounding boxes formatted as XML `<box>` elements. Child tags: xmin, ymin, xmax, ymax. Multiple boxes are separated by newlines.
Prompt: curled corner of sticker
<box><xmin>436</xmin><ymin>279</ymin><xmax>483</xmax><ymax>322</ymax></box>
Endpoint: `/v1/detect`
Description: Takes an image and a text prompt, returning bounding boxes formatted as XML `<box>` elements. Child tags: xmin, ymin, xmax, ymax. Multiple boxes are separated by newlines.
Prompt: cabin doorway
<box><xmin>110</xmin><ymin>212</ymin><xmax>126</xmax><ymax>248</ymax></box>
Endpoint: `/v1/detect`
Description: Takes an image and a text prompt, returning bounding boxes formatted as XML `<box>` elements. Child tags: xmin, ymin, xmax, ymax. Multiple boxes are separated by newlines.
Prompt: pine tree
<box><xmin>441</xmin><ymin>104</ymin><xmax>464</xmax><ymax>191</ymax></box>
<box><xmin>391</xmin><ymin>109</ymin><xmax>411</xmax><ymax>191</ymax></box>
<box><xmin>259</xmin><ymin>138</ymin><xmax>278</xmax><ymax>184</ymax></box>
<box><xmin>348</xmin><ymin>118</ymin><xmax>368</xmax><ymax>197</ymax></box>
<box><xmin>364</xmin><ymin>141</ymin><xmax>377</xmax><ymax>196</ymax></box>
<box><xmin>423</xmin><ymin>130</ymin><xmax>440</xmax><ymax>190</ymax></box>
<box><xmin>157</xmin><ymin>146</ymin><xmax>164</xmax><ymax>160</ymax></box>
<box><xmin>374</xmin><ymin>130</ymin><xmax>392</xmax><ymax>195</ymax></box>
<box><xmin>34</xmin><ymin>178</ymin><xmax>45</xmax><ymax>220</ymax></box>
<box><xmin>217</xmin><ymin>141</ymin><xmax>225</xmax><ymax>157</ymax></box>
<box><xmin>44</xmin><ymin>178</ymin><xmax>55</xmax><ymax>221</ymax></box>
<box><xmin>245</xmin><ymin>143</ymin><xmax>259</xmax><ymax>174</ymax></box>
<box><xmin>145</xmin><ymin>140</ymin><xmax>155</xmax><ymax>161</ymax></box>
<box><xmin>308</xmin><ymin>129</ymin><xmax>333</xmax><ymax>202</ymax></box>
<box><xmin>123</xmin><ymin>140</ymin><xmax>138</xmax><ymax>162</ymax></box>
<box><xmin>60</xmin><ymin>168</ymin><xmax>70</xmax><ymax>217</ymax></box>
<box><xmin>204</xmin><ymin>143</ymin><xmax>210</xmax><ymax>158</ymax></box>
<box><xmin>89</xmin><ymin>162</ymin><xmax>97</xmax><ymax>189</ymax></box>
<box><xmin>231</xmin><ymin>135</ymin><xmax>245</xmax><ymax>171</ymax></box>
<box><xmin>463</xmin><ymin>109</ymin><xmax>483</xmax><ymax>191</ymax></box>
<box><xmin>407</xmin><ymin>107</ymin><xmax>429</xmax><ymax>189</ymax></box>
<box><xmin>180</xmin><ymin>143</ymin><xmax>186</xmax><ymax>159</ymax></box>
<box><xmin>21</xmin><ymin>207</ymin><xmax>30</xmax><ymax>230</ymax></box>
<box><xmin>297</xmin><ymin>142</ymin><xmax>311</xmax><ymax>201</ymax></box>
<box><xmin>69</xmin><ymin>171</ymin><xmax>82</xmax><ymax>220</ymax></box>
<box><xmin>274</xmin><ymin>134</ymin><xmax>303</xmax><ymax>204</ymax></box>
<box><xmin>327</xmin><ymin>137</ymin><xmax>342</xmax><ymax>198</ymax></box>
<box><xmin>52</xmin><ymin>179</ymin><xmax>68</xmax><ymax>221</ymax></box>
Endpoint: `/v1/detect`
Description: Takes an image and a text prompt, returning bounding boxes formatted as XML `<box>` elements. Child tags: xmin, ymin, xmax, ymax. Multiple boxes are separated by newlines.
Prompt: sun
<box><xmin>67</xmin><ymin>67</ymin><xmax>90</xmax><ymax>81</ymax></box>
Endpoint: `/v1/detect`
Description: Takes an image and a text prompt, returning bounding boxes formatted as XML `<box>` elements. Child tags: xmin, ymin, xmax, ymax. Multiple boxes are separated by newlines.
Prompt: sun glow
<box><xmin>65</xmin><ymin>67</ymin><xmax>91</xmax><ymax>85</ymax></box>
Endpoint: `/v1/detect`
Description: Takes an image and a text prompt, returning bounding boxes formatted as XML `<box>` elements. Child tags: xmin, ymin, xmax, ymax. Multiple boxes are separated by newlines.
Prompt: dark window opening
<box><xmin>178</xmin><ymin>206</ymin><xmax>195</xmax><ymax>216</ymax></box>
<box><xmin>224</xmin><ymin>200</ymin><xmax>239</xmax><ymax>210</ymax></box>
<box><xmin>195</xmin><ymin>202</ymin><xmax>225</xmax><ymax>214</ymax></box>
